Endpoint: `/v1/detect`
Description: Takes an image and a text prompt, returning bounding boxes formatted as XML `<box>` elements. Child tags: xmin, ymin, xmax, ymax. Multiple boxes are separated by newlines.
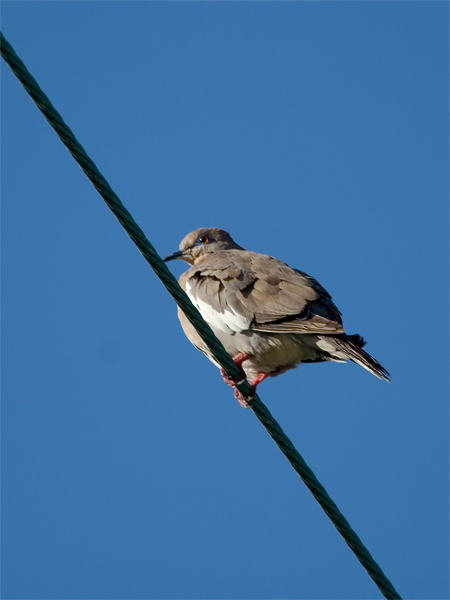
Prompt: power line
<box><xmin>1</xmin><ymin>32</ymin><xmax>402</xmax><ymax>600</ymax></box>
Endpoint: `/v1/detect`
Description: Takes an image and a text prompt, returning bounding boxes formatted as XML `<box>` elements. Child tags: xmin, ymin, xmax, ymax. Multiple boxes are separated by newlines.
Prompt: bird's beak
<box><xmin>163</xmin><ymin>250</ymin><xmax>184</xmax><ymax>262</ymax></box>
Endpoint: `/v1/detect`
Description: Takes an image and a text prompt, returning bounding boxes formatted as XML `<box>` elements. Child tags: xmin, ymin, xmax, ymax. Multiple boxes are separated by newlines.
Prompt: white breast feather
<box><xmin>186</xmin><ymin>280</ymin><xmax>251</xmax><ymax>335</ymax></box>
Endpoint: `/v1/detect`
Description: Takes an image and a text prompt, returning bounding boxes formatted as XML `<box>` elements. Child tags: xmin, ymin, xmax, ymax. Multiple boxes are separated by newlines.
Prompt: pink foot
<box><xmin>233</xmin><ymin>352</ymin><xmax>253</xmax><ymax>367</ymax></box>
<box><xmin>248</xmin><ymin>372</ymin><xmax>269</xmax><ymax>399</ymax></box>
<box><xmin>234</xmin><ymin>388</ymin><xmax>252</xmax><ymax>409</ymax></box>
<box><xmin>220</xmin><ymin>353</ymin><xmax>252</xmax><ymax>388</ymax></box>
<box><xmin>234</xmin><ymin>372</ymin><xmax>269</xmax><ymax>409</ymax></box>
<box><xmin>219</xmin><ymin>354</ymin><xmax>269</xmax><ymax>408</ymax></box>
<box><xmin>220</xmin><ymin>368</ymin><xmax>244</xmax><ymax>389</ymax></box>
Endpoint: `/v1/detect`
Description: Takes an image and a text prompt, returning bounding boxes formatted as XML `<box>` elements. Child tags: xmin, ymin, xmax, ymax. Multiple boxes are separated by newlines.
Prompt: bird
<box><xmin>163</xmin><ymin>227</ymin><xmax>389</xmax><ymax>407</ymax></box>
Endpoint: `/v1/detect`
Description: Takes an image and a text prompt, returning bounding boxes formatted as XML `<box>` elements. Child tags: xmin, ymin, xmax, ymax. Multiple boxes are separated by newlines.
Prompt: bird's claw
<box><xmin>220</xmin><ymin>368</ymin><xmax>246</xmax><ymax>389</ymax></box>
<box><xmin>221</xmin><ymin>354</ymin><xmax>258</xmax><ymax>408</ymax></box>
<box><xmin>233</xmin><ymin>387</ymin><xmax>255</xmax><ymax>409</ymax></box>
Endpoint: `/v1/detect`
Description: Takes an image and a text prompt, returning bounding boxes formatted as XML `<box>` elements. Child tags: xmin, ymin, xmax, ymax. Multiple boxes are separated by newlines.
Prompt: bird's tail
<box><xmin>319</xmin><ymin>334</ymin><xmax>390</xmax><ymax>381</ymax></box>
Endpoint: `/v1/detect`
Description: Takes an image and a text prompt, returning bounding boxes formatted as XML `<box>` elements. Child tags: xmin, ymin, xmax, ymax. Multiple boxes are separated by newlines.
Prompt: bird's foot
<box><xmin>220</xmin><ymin>368</ymin><xmax>246</xmax><ymax>389</ymax></box>
<box><xmin>233</xmin><ymin>352</ymin><xmax>253</xmax><ymax>367</ymax></box>
<box><xmin>220</xmin><ymin>353</ymin><xmax>252</xmax><ymax>388</ymax></box>
<box><xmin>234</xmin><ymin>388</ymin><xmax>252</xmax><ymax>409</ymax></box>
<box><xmin>247</xmin><ymin>372</ymin><xmax>269</xmax><ymax>400</ymax></box>
<box><xmin>233</xmin><ymin>372</ymin><xmax>269</xmax><ymax>409</ymax></box>
<box><xmin>220</xmin><ymin>354</ymin><xmax>267</xmax><ymax>408</ymax></box>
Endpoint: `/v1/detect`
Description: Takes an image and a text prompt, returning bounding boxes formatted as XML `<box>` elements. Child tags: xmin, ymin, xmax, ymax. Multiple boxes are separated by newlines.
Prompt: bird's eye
<box><xmin>197</xmin><ymin>235</ymin><xmax>210</xmax><ymax>244</ymax></box>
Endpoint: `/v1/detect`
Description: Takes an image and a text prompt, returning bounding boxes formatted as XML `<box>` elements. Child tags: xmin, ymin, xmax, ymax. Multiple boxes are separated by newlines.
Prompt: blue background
<box><xmin>2</xmin><ymin>2</ymin><xmax>448</xmax><ymax>599</ymax></box>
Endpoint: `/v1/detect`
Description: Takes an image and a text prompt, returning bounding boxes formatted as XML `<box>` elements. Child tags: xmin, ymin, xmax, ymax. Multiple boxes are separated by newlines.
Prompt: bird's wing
<box><xmin>183</xmin><ymin>251</ymin><xmax>345</xmax><ymax>335</ymax></box>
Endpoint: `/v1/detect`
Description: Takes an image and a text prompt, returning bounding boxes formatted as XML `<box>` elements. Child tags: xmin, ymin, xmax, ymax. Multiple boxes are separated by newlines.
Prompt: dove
<box><xmin>164</xmin><ymin>228</ymin><xmax>389</xmax><ymax>407</ymax></box>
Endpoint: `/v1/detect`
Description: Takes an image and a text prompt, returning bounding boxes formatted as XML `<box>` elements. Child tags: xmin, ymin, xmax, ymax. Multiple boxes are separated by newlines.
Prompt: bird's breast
<box><xmin>185</xmin><ymin>279</ymin><xmax>252</xmax><ymax>335</ymax></box>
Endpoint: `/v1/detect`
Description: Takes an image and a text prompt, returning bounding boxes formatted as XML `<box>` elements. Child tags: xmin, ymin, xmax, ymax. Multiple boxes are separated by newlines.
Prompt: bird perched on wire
<box><xmin>164</xmin><ymin>227</ymin><xmax>389</xmax><ymax>407</ymax></box>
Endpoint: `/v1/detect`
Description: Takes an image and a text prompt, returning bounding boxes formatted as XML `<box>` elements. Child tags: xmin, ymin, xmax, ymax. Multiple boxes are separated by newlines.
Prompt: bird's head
<box><xmin>163</xmin><ymin>227</ymin><xmax>244</xmax><ymax>265</ymax></box>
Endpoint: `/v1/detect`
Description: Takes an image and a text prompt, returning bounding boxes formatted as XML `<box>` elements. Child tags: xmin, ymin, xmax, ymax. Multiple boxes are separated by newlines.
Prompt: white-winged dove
<box><xmin>164</xmin><ymin>228</ymin><xmax>389</xmax><ymax>407</ymax></box>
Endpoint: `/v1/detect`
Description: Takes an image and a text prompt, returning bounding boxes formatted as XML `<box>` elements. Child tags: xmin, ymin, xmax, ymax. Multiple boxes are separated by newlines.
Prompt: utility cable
<box><xmin>1</xmin><ymin>32</ymin><xmax>402</xmax><ymax>600</ymax></box>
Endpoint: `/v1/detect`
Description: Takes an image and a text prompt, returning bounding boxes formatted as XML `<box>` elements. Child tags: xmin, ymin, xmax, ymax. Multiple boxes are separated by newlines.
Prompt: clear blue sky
<box><xmin>2</xmin><ymin>3</ymin><xmax>448</xmax><ymax>599</ymax></box>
